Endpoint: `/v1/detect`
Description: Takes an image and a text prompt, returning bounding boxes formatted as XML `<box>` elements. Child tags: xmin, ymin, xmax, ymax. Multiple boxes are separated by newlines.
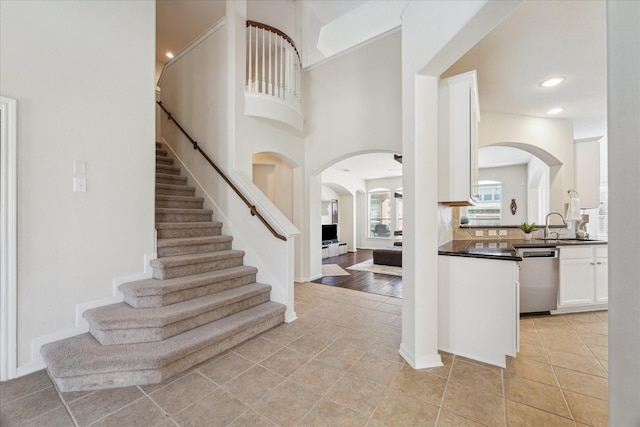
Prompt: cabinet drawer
<box><xmin>594</xmin><ymin>246</ymin><xmax>608</xmax><ymax>259</ymax></box>
<box><xmin>559</xmin><ymin>246</ymin><xmax>594</xmax><ymax>260</ymax></box>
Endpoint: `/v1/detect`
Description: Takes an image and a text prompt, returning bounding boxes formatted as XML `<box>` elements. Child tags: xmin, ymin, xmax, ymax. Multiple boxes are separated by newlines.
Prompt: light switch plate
<box><xmin>74</xmin><ymin>177</ymin><xmax>87</xmax><ymax>192</ymax></box>
<box><xmin>488</xmin><ymin>230</ymin><xmax>497</xmax><ymax>236</ymax></box>
<box><xmin>499</xmin><ymin>230</ymin><xmax>508</xmax><ymax>236</ymax></box>
<box><xmin>74</xmin><ymin>160</ymin><xmax>86</xmax><ymax>175</ymax></box>
<box><xmin>475</xmin><ymin>230</ymin><xmax>483</xmax><ymax>237</ymax></box>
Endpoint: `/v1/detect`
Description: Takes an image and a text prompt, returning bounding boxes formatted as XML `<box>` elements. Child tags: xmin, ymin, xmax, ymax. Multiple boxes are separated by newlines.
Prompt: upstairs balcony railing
<box><xmin>246</xmin><ymin>20</ymin><xmax>301</xmax><ymax>112</ymax></box>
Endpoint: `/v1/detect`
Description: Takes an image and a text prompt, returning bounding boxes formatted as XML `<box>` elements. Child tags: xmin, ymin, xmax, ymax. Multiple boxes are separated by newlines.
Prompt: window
<box><xmin>369</xmin><ymin>191</ymin><xmax>391</xmax><ymax>238</ymax></box>
<box><xmin>463</xmin><ymin>182</ymin><xmax>502</xmax><ymax>225</ymax></box>
<box><xmin>396</xmin><ymin>196</ymin><xmax>403</xmax><ymax>233</ymax></box>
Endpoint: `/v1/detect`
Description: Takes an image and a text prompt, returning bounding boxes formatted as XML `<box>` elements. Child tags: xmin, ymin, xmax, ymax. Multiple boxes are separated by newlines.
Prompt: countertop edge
<box><xmin>438</xmin><ymin>251</ymin><xmax>521</xmax><ymax>262</ymax></box>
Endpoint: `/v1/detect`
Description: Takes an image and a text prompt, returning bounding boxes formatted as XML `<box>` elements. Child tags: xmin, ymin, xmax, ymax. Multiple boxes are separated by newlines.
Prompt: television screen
<box><xmin>322</xmin><ymin>224</ymin><xmax>338</xmax><ymax>243</ymax></box>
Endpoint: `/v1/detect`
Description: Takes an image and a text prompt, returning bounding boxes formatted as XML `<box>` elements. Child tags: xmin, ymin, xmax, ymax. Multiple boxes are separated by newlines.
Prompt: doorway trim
<box><xmin>1</xmin><ymin>96</ymin><xmax>18</xmax><ymax>381</ymax></box>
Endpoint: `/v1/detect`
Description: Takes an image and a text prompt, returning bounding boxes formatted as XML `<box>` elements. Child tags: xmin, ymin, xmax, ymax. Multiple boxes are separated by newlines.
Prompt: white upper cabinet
<box><xmin>438</xmin><ymin>71</ymin><xmax>480</xmax><ymax>205</ymax></box>
<box><xmin>574</xmin><ymin>137</ymin><xmax>601</xmax><ymax>209</ymax></box>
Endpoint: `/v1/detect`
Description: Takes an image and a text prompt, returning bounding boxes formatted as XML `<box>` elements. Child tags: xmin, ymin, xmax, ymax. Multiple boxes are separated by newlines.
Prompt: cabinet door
<box><xmin>559</xmin><ymin>259</ymin><xmax>594</xmax><ymax>306</ymax></box>
<box><xmin>594</xmin><ymin>258</ymin><xmax>608</xmax><ymax>303</ymax></box>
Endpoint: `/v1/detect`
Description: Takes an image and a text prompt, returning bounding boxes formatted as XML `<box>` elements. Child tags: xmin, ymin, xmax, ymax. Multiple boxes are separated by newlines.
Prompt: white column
<box><xmin>607</xmin><ymin>1</ymin><xmax>640</xmax><ymax>424</ymax></box>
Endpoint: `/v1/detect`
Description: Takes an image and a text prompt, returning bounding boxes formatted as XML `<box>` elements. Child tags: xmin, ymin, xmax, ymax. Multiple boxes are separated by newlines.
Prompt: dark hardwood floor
<box><xmin>313</xmin><ymin>249</ymin><xmax>403</xmax><ymax>299</ymax></box>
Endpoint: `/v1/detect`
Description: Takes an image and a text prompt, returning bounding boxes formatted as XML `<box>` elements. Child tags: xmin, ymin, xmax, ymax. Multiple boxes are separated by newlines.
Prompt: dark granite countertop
<box><xmin>438</xmin><ymin>238</ymin><xmax>607</xmax><ymax>261</ymax></box>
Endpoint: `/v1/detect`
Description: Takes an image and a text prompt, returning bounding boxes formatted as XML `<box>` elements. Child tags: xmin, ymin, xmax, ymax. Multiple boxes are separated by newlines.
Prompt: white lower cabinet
<box><xmin>438</xmin><ymin>255</ymin><xmax>518</xmax><ymax>368</ymax></box>
<box><xmin>558</xmin><ymin>245</ymin><xmax>608</xmax><ymax>311</ymax></box>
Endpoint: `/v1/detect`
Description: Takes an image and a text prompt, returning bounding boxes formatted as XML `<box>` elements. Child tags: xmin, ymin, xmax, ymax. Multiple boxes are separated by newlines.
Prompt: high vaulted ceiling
<box><xmin>156</xmin><ymin>1</ymin><xmax>607</xmax><ymax>180</ymax></box>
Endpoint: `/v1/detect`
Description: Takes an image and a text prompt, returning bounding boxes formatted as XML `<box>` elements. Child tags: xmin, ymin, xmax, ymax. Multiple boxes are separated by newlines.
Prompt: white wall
<box><xmin>253</xmin><ymin>153</ymin><xmax>294</xmax><ymax>221</ymax></box>
<box><xmin>607</xmin><ymin>1</ymin><xmax>640</xmax><ymax>424</ymax></box>
<box><xmin>478</xmin><ymin>165</ymin><xmax>527</xmax><ymax>225</ymax></box>
<box><xmin>303</xmin><ymin>31</ymin><xmax>402</xmax><ymax>175</ymax></box>
<box><xmin>0</xmin><ymin>1</ymin><xmax>156</xmax><ymax>369</ymax></box>
<box><xmin>302</xmin><ymin>31</ymin><xmax>402</xmax><ymax>281</ymax></box>
<box><xmin>479</xmin><ymin>112</ymin><xmax>574</xmax><ymax>221</ymax></box>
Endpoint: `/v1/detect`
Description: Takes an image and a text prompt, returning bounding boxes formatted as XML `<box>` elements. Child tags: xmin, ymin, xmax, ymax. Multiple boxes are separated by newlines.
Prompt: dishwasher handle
<box><xmin>520</xmin><ymin>249</ymin><xmax>558</xmax><ymax>258</ymax></box>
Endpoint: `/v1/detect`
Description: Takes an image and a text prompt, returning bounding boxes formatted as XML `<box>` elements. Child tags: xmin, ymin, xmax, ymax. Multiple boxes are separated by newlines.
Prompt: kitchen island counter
<box><xmin>438</xmin><ymin>238</ymin><xmax>607</xmax><ymax>261</ymax></box>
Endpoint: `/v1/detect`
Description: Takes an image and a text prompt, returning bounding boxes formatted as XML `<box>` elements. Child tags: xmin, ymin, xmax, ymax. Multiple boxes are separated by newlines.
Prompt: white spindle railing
<box><xmin>246</xmin><ymin>21</ymin><xmax>301</xmax><ymax>111</ymax></box>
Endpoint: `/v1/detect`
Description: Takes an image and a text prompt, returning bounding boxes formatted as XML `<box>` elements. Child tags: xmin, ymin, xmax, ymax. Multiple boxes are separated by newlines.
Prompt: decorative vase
<box><xmin>524</xmin><ymin>233</ymin><xmax>532</xmax><ymax>241</ymax></box>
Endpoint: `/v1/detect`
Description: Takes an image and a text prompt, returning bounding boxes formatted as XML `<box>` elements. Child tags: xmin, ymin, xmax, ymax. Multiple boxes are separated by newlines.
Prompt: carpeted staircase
<box><xmin>41</xmin><ymin>142</ymin><xmax>286</xmax><ymax>392</ymax></box>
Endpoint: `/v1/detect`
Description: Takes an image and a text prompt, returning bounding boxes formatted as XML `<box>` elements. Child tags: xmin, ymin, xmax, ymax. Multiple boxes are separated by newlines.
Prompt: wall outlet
<box><xmin>73</xmin><ymin>177</ymin><xmax>87</xmax><ymax>192</ymax></box>
<box><xmin>475</xmin><ymin>230</ymin><xmax>483</xmax><ymax>237</ymax></box>
<box><xmin>488</xmin><ymin>230</ymin><xmax>497</xmax><ymax>236</ymax></box>
<box><xmin>499</xmin><ymin>229</ymin><xmax>508</xmax><ymax>236</ymax></box>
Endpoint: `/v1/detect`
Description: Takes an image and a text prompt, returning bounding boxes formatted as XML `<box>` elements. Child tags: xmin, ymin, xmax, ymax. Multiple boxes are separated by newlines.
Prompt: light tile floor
<box><xmin>0</xmin><ymin>282</ymin><xmax>609</xmax><ymax>426</ymax></box>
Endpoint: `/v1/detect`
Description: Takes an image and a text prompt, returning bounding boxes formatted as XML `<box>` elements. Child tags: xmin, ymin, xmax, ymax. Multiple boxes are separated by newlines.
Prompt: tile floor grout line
<box><xmin>501</xmin><ymin>362</ymin><xmax>508</xmax><ymax>426</ymax></box>
<box><xmin>84</xmin><ymin>395</ymin><xmax>151</xmax><ymax>426</ymax></box>
<box><xmin>533</xmin><ymin>314</ymin><xmax>578</xmax><ymax>422</ymax></box>
<box><xmin>565</xmin><ymin>313</ymin><xmax>610</xmax><ymax>378</ymax></box>
<box><xmin>45</xmin><ymin>370</ymin><xmax>82</xmax><ymax>427</ymax></box>
<box><xmin>0</xmin><ymin>381</ymin><xmax>53</xmax><ymax>407</ymax></box>
<box><xmin>433</xmin><ymin>353</ymin><xmax>455</xmax><ymax>427</ymax></box>
<box><xmin>137</xmin><ymin>384</ymin><xmax>182</xmax><ymax>427</ymax></box>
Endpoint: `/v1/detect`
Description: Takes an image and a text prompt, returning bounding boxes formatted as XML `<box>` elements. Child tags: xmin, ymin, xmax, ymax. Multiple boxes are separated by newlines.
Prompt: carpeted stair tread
<box><xmin>156</xmin><ymin>149</ymin><xmax>168</xmax><ymax>157</ymax></box>
<box><xmin>156</xmin><ymin>208</ymin><xmax>213</xmax><ymax>215</ymax></box>
<box><xmin>151</xmin><ymin>250</ymin><xmax>244</xmax><ymax>269</ymax></box>
<box><xmin>156</xmin><ymin>157</ymin><xmax>173</xmax><ymax>166</ymax></box>
<box><xmin>156</xmin><ymin>195</ymin><xmax>204</xmax><ymax>203</ymax></box>
<box><xmin>157</xmin><ymin>235</ymin><xmax>232</xmax><ymax>248</ymax></box>
<box><xmin>155</xmin><ymin>172</ymin><xmax>187</xmax><ymax>183</ymax></box>
<box><xmin>155</xmin><ymin>208</ymin><xmax>213</xmax><ymax>223</ymax></box>
<box><xmin>120</xmin><ymin>266</ymin><xmax>259</xmax><ymax>308</ymax></box>
<box><xmin>155</xmin><ymin>221</ymin><xmax>222</xmax><ymax>230</ymax></box>
<box><xmin>155</xmin><ymin>195</ymin><xmax>204</xmax><ymax>209</ymax></box>
<box><xmin>42</xmin><ymin>302</ymin><xmax>285</xmax><ymax>378</ymax></box>
<box><xmin>156</xmin><ymin>182</ymin><xmax>196</xmax><ymax>196</ymax></box>
<box><xmin>85</xmin><ymin>283</ymin><xmax>271</xmax><ymax>329</ymax></box>
<box><xmin>155</xmin><ymin>221</ymin><xmax>223</xmax><ymax>239</ymax></box>
<box><xmin>156</xmin><ymin>164</ymin><xmax>181</xmax><ymax>175</ymax></box>
<box><xmin>120</xmin><ymin>265</ymin><xmax>258</xmax><ymax>297</ymax></box>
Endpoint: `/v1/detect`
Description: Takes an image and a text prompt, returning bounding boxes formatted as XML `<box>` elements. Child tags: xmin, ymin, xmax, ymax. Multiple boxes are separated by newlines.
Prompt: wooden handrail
<box><xmin>157</xmin><ymin>101</ymin><xmax>287</xmax><ymax>241</ymax></box>
<box><xmin>246</xmin><ymin>20</ymin><xmax>300</xmax><ymax>61</ymax></box>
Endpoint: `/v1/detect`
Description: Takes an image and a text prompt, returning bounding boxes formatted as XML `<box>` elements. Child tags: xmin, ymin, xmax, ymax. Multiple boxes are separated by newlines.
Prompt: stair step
<box><xmin>155</xmin><ymin>208</ymin><xmax>213</xmax><ymax>223</ymax></box>
<box><xmin>156</xmin><ymin>183</ymin><xmax>196</xmax><ymax>197</ymax></box>
<box><xmin>156</xmin><ymin>156</ymin><xmax>174</xmax><ymax>166</ymax></box>
<box><xmin>120</xmin><ymin>265</ymin><xmax>259</xmax><ymax>308</ymax></box>
<box><xmin>157</xmin><ymin>235</ymin><xmax>232</xmax><ymax>257</ymax></box>
<box><xmin>151</xmin><ymin>250</ymin><xmax>245</xmax><ymax>280</ymax></box>
<box><xmin>156</xmin><ymin>142</ymin><xmax>163</xmax><ymax>149</ymax></box>
<box><xmin>155</xmin><ymin>221</ymin><xmax>222</xmax><ymax>238</ymax></box>
<box><xmin>155</xmin><ymin>195</ymin><xmax>204</xmax><ymax>209</ymax></box>
<box><xmin>155</xmin><ymin>173</ymin><xmax>188</xmax><ymax>186</ymax></box>
<box><xmin>41</xmin><ymin>302</ymin><xmax>285</xmax><ymax>391</ymax></box>
<box><xmin>156</xmin><ymin>163</ymin><xmax>181</xmax><ymax>176</ymax></box>
<box><xmin>156</xmin><ymin>149</ymin><xmax>168</xmax><ymax>157</ymax></box>
<box><xmin>85</xmin><ymin>283</ymin><xmax>272</xmax><ymax>345</ymax></box>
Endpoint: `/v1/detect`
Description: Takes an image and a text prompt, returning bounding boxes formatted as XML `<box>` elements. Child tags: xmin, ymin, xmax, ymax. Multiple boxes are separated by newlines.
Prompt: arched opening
<box><xmin>310</xmin><ymin>151</ymin><xmax>402</xmax><ymax>297</ymax></box>
<box><xmin>461</xmin><ymin>143</ymin><xmax>559</xmax><ymax>226</ymax></box>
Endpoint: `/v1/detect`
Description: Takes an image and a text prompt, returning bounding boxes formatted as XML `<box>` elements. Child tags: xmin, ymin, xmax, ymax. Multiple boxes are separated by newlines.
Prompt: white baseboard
<box><xmin>399</xmin><ymin>343</ymin><xmax>443</xmax><ymax>369</ymax></box>
<box><xmin>17</xmin><ymin>252</ymin><xmax>156</xmax><ymax>378</ymax></box>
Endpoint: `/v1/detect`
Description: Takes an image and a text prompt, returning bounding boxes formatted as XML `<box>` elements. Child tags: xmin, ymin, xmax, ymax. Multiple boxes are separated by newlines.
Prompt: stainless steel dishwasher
<box><xmin>516</xmin><ymin>247</ymin><xmax>559</xmax><ymax>314</ymax></box>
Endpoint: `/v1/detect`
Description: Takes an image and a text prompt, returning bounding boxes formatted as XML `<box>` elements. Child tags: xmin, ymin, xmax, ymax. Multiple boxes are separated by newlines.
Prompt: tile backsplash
<box><xmin>450</xmin><ymin>207</ymin><xmax>547</xmax><ymax>240</ymax></box>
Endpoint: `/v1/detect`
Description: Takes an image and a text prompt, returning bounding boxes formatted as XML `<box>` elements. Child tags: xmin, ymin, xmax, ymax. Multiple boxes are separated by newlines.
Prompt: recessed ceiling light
<box><xmin>166</xmin><ymin>52</ymin><xmax>174</xmax><ymax>59</ymax></box>
<box><xmin>540</xmin><ymin>77</ymin><xmax>565</xmax><ymax>88</ymax></box>
<box><xmin>547</xmin><ymin>107</ymin><xmax>564</xmax><ymax>115</ymax></box>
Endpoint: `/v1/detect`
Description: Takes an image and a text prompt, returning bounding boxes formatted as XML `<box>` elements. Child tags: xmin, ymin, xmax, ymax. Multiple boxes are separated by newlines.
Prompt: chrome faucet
<box><xmin>545</xmin><ymin>212</ymin><xmax>567</xmax><ymax>239</ymax></box>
